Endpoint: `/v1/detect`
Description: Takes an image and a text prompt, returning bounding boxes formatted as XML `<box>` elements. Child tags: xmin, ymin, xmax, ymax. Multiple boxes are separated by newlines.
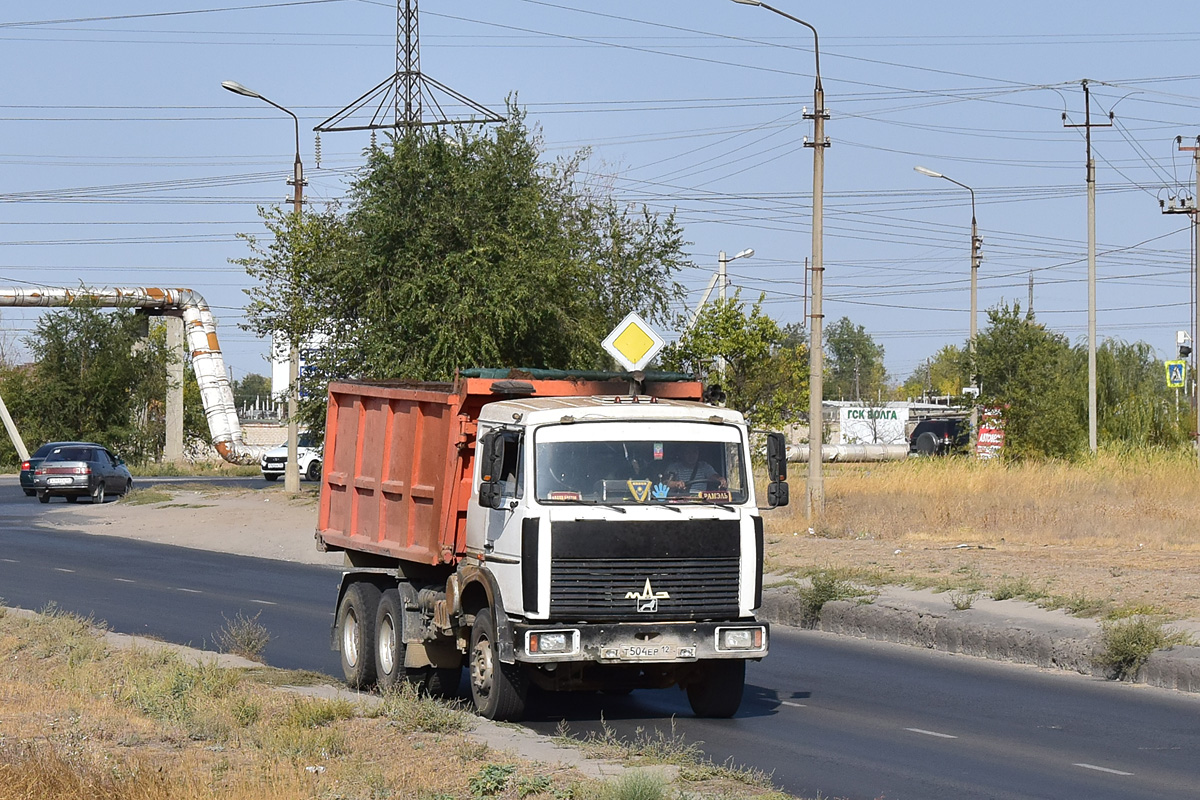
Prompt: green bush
<box><xmin>796</xmin><ymin>570</ymin><xmax>875</xmax><ymax>626</ymax></box>
<box><xmin>593</xmin><ymin>771</ymin><xmax>668</xmax><ymax>800</ymax></box>
<box><xmin>1097</xmin><ymin>616</ymin><xmax>1194</xmax><ymax>681</ymax></box>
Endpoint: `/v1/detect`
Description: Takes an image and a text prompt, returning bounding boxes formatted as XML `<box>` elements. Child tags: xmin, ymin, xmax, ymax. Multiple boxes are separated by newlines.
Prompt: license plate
<box><xmin>46</xmin><ymin>477</ymin><xmax>72</xmax><ymax>486</ymax></box>
<box><xmin>619</xmin><ymin>645</ymin><xmax>679</xmax><ymax>660</ymax></box>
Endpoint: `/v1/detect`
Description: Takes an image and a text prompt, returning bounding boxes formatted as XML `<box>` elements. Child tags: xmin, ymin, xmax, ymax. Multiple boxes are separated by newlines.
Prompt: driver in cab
<box><xmin>665</xmin><ymin>443</ymin><xmax>727</xmax><ymax>494</ymax></box>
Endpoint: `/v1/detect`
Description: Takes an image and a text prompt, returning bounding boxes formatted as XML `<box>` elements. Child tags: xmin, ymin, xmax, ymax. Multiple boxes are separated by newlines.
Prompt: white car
<box><xmin>260</xmin><ymin>432</ymin><xmax>322</xmax><ymax>482</ymax></box>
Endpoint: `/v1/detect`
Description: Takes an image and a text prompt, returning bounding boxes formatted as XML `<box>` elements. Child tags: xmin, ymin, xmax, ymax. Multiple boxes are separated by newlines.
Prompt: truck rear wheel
<box><xmin>686</xmin><ymin>660</ymin><xmax>745</xmax><ymax>718</ymax></box>
<box><xmin>338</xmin><ymin>582</ymin><xmax>381</xmax><ymax>689</ymax></box>
<box><xmin>374</xmin><ymin>589</ymin><xmax>408</xmax><ymax>691</ymax></box>
<box><xmin>468</xmin><ymin>607</ymin><xmax>527</xmax><ymax>721</ymax></box>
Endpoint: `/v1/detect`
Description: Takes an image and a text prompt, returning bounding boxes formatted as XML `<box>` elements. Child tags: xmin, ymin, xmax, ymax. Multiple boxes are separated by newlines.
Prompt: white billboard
<box><xmin>839</xmin><ymin>405</ymin><xmax>909</xmax><ymax>445</ymax></box>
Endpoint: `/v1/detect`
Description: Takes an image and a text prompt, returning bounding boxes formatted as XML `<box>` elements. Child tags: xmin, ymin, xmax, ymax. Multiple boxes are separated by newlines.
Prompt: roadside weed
<box><xmin>1096</xmin><ymin>616</ymin><xmax>1195</xmax><ymax>681</ymax></box>
<box><xmin>469</xmin><ymin>763</ymin><xmax>516</xmax><ymax>797</ymax></box>
<box><xmin>990</xmin><ymin>575</ymin><xmax>1046</xmax><ymax>602</ymax></box>
<box><xmin>946</xmin><ymin>588</ymin><xmax>978</xmax><ymax>611</ymax></box>
<box><xmin>796</xmin><ymin>570</ymin><xmax>877</xmax><ymax>626</ymax></box>
<box><xmin>212</xmin><ymin>611</ymin><xmax>270</xmax><ymax>662</ymax></box>
<box><xmin>592</xmin><ymin>770</ymin><xmax>668</xmax><ymax>800</ymax></box>
<box><xmin>119</xmin><ymin>488</ymin><xmax>174</xmax><ymax>506</ymax></box>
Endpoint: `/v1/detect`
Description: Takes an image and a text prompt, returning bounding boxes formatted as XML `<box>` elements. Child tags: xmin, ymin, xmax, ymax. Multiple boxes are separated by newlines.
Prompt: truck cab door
<box><xmin>482</xmin><ymin>428</ymin><xmax>526</xmax><ymax>612</ymax></box>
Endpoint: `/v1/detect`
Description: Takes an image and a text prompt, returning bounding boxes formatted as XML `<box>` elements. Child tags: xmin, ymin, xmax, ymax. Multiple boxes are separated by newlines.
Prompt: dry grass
<box><xmin>765</xmin><ymin>450</ymin><xmax>1200</xmax><ymax>619</ymax></box>
<box><xmin>0</xmin><ymin>608</ymin><xmax>792</xmax><ymax>800</ymax></box>
<box><xmin>0</xmin><ymin>607</ymin><xmax>581</xmax><ymax>800</ymax></box>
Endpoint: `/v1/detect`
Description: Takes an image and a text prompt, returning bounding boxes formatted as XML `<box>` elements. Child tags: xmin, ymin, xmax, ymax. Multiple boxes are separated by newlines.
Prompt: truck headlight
<box><xmin>526</xmin><ymin>630</ymin><xmax>577</xmax><ymax>655</ymax></box>
<box><xmin>716</xmin><ymin>626</ymin><xmax>765</xmax><ymax>651</ymax></box>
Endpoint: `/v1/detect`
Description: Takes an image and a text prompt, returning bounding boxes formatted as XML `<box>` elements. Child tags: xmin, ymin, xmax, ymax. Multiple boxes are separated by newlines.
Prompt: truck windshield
<box><xmin>534</xmin><ymin>423</ymin><xmax>748</xmax><ymax>505</ymax></box>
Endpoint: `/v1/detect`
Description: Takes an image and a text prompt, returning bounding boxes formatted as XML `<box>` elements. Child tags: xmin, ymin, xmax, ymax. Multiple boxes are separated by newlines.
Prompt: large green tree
<box><xmin>974</xmin><ymin>304</ymin><xmax>1190</xmax><ymax>458</ymax></box>
<box><xmin>1095</xmin><ymin>339</ymin><xmax>1190</xmax><ymax>448</ymax></box>
<box><xmin>241</xmin><ymin>109</ymin><xmax>690</xmax><ymax>403</ymax></box>
<box><xmin>824</xmin><ymin>316</ymin><xmax>887</xmax><ymax>401</ymax></box>
<box><xmin>659</xmin><ymin>293</ymin><xmax>807</xmax><ymax>429</ymax></box>
<box><xmin>974</xmin><ymin>302</ymin><xmax>1084</xmax><ymax>459</ymax></box>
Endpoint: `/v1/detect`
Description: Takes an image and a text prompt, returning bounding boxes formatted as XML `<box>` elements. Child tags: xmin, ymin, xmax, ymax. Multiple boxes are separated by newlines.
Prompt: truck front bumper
<box><xmin>510</xmin><ymin>620</ymin><xmax>768</xmax><ymax>664</ymax></box>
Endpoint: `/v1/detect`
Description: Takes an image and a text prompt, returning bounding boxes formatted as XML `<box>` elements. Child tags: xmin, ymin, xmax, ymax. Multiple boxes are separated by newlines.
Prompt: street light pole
<box><xmin>915</xmin><ymin>166</ymin><xmax>982</xmax><ymax>441</ymax></box>
<box><xmin>731</xmin><ymin>0</ymin><xmax>828</xmax><ymax>518</ymax></box>
<box><xmin>715</xmin><ymin>248</ymin><xmax>754</xmax><ymax>383</ymax></box>
<box><xmin>223</xmin><ymin>80</ymin><xmax>305</xmax><ymax>493</ymax></box>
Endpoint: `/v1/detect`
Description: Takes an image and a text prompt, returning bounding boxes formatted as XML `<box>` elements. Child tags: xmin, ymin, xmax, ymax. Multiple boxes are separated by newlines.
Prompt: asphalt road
<box><xmin>1</xmin><ymin>477</ymin><xmax>1198</xmax><ymax>799</ymax></box>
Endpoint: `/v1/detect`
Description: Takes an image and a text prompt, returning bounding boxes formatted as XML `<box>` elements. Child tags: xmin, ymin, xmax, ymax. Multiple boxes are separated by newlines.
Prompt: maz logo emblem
<box><xmin>625</xmin><ymin>578</ymin><xmax>670</xmax><ymax>613</ymax></box>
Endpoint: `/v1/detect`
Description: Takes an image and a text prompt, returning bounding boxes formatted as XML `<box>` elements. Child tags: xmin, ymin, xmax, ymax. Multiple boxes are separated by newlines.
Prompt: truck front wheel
<box><xmin>468</xmin><ymin>607</ymin><xmax>528</xmax><ymax>721</ymax></box>
<box><xmin>337</xmin><ymin>582</ymin><xmax>381</xmax><ymax>689</ymax></box>
<box><xmin>686</xmin><ymin>659</ymin><xmax>746</xmax><ymax>718</ymax></box>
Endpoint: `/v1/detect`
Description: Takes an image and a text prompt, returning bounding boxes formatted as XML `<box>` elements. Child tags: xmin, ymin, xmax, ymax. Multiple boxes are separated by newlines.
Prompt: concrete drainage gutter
<box><xmin>759</xmin><ymin>584</ymin><xmax>1200</xmax><ymax>693</ymax></box>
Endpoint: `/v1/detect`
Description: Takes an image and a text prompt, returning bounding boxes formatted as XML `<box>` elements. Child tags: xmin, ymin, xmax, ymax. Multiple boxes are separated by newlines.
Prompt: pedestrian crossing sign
<box><xmin>1166</xmin><ymin>360</ymin><xmax>1187</xmax><ymax>389</ymax></box>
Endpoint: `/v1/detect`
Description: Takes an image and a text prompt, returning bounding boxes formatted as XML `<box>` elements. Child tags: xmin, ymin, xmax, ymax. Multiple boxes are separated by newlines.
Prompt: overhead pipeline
<box><xmin>0</xmin><ymin>286</ymin><xmax>265</xmax><ymax>465</ymax></box>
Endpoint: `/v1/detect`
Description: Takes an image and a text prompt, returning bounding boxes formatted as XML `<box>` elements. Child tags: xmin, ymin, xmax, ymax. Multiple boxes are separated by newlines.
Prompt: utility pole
<box><xmin>1063</xmin><ymin>79</ymin><xmax>1113</xmax><ymax>456</ymax></box>
<box><xmin>729</xmin><ymin>0</ymin><xmax>827</xmax><ymax>517</ymax></box>
<box><xmin>1028</xmin><ymin>271</ymin><xmax>1034</xmax><ymax>314</ymax></box>
<box><xmin>1163</xmin><ymin>135</ymin><xmax>1200</xmax><ymax>467</ymax></box>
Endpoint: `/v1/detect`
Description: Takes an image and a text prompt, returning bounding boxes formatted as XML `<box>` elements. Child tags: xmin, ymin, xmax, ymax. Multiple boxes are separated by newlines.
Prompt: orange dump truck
<box><xmin>317</xmin><ymin>369</ymin><xmax>790</xmax><ymax>720</ymax></box>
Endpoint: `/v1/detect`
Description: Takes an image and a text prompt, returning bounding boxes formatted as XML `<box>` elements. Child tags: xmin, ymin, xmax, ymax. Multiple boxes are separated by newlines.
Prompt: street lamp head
<box><xmin>729</xmin><ymin>0</ymin><xmax>763</xmax><ymax>5</ymax></box>
<box><xmin>221</xmin><ymin>80</ymin><xmax>261</xmax><ymax>100</ymax></box>
<box><xmin>735</xmin><ymin>248</ymin><xmax>755</xmax><ymax>259</ymax></box>
<box><xmin>914</xmin><ymin>165</ymin><xmax>943</xmax><ymax>179</ymax></box>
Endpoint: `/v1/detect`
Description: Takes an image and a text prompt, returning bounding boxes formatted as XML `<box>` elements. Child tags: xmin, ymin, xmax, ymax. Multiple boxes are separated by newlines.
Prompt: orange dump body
<box><xmin>316</xmin><ymin>376</ymin><xmax>703</xmax><ymax>566</ymax></box>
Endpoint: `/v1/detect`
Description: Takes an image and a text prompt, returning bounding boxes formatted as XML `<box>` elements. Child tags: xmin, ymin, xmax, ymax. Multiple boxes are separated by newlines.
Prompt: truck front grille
<box><xmin>550</xmin><ymin>557</ymin><xmax>740</xmax><ymax>621</ymax></box>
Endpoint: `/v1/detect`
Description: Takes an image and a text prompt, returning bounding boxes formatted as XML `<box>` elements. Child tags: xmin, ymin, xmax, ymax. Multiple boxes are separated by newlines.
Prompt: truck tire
<box><xmin>425</xmin><ymin>666</ymin><xmax>462</xmax><ymax>699</ymax></box>
<box><xmin>468</xmin><ymin>607</ymin><xmax>527</xmax><ymax>721</ymax></box>
<box><xmin>374</xmin><ymin>589</ymin><xmax>409</xmax><ymax>691</ymax></box>
<box><xmin>686</xmin><ymin>660</ymin><xmax>745</xmax><ymax>718</ymax></box>
<box><xmin>337</xmin><ymin>582</ymin><xmax>381</xmax><ymax>689</ymax></box>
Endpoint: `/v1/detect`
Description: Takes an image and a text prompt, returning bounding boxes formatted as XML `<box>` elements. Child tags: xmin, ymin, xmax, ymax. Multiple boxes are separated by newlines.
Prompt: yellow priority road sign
<box><xmin>602</xmin><ymin>312</ymin><xmax>666</xmax><ymax>372</ymax></box>
<box><xmin>1166</xmin><ymin>359</ymin><xmax>1187</xmax><ymax>389</ymax></box>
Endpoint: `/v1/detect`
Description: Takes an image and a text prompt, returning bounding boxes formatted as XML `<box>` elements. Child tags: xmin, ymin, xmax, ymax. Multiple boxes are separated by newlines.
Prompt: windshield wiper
<box><xmin>587</xmin><ymin>501</ymin><xmax>626</xmax><ymax>514</ymax></box>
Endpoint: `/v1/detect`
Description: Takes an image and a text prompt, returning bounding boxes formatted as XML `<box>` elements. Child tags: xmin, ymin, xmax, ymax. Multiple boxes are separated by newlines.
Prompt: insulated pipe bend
<box><xmin>0</xmin><ymin>286</ymin><xmax>266</xmax><ymax>465</ymax></box>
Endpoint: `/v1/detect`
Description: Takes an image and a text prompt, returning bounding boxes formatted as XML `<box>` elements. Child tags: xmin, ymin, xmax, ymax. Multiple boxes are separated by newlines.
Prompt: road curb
<box><xmin>759</xmin><ymin>585</ymin><xmax>1200</xmax><ymax>693</ymax></box>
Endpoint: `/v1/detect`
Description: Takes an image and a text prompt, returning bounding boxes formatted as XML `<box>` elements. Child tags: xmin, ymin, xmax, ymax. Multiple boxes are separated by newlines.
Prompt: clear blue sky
<box><xmin>3</xmin><ymin>0</ymin><xmax>1199</xmax><ymax>387</ymax></box>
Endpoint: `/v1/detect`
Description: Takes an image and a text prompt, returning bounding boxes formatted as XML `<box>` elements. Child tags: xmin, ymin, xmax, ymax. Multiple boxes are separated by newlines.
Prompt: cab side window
<box><xmin>499</xmin><ymin>431</ymin><xmax>524</xmax><ymax>499</ymax></box>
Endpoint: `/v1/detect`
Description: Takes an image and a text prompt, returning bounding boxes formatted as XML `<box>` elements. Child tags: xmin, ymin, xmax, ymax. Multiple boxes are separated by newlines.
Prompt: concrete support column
<box><xmin>164</xmin><ymin>314</ymin><xmax>185</xmax><ymax>463</ymax></box>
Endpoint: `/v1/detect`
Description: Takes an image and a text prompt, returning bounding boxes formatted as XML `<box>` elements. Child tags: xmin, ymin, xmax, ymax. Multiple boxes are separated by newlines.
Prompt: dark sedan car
<box><xmin>32</xmin><ymin>443</ymin><xmax>133</xmax><ymax>504</ymax></box>
<box><xmin>19</xmin><ymin>441</ymin><xmax>81</xmax><ymax>496</ymax></box>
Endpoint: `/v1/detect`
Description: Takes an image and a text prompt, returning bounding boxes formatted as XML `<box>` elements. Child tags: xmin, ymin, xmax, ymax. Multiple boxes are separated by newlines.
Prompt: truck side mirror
<box><xmin>477</xmin><ymin>431</ymin><xmax>507</xmax><ymax>509</ymax></box>
<box><xmin>766</xmin><ymin>432</ymin><xmax>789</xmax><ymax>508</ymax></box>
<box><xmin>766</xmin><ymin>432</ymin><xmax>787</xmax><ymax>482</ymax></box>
